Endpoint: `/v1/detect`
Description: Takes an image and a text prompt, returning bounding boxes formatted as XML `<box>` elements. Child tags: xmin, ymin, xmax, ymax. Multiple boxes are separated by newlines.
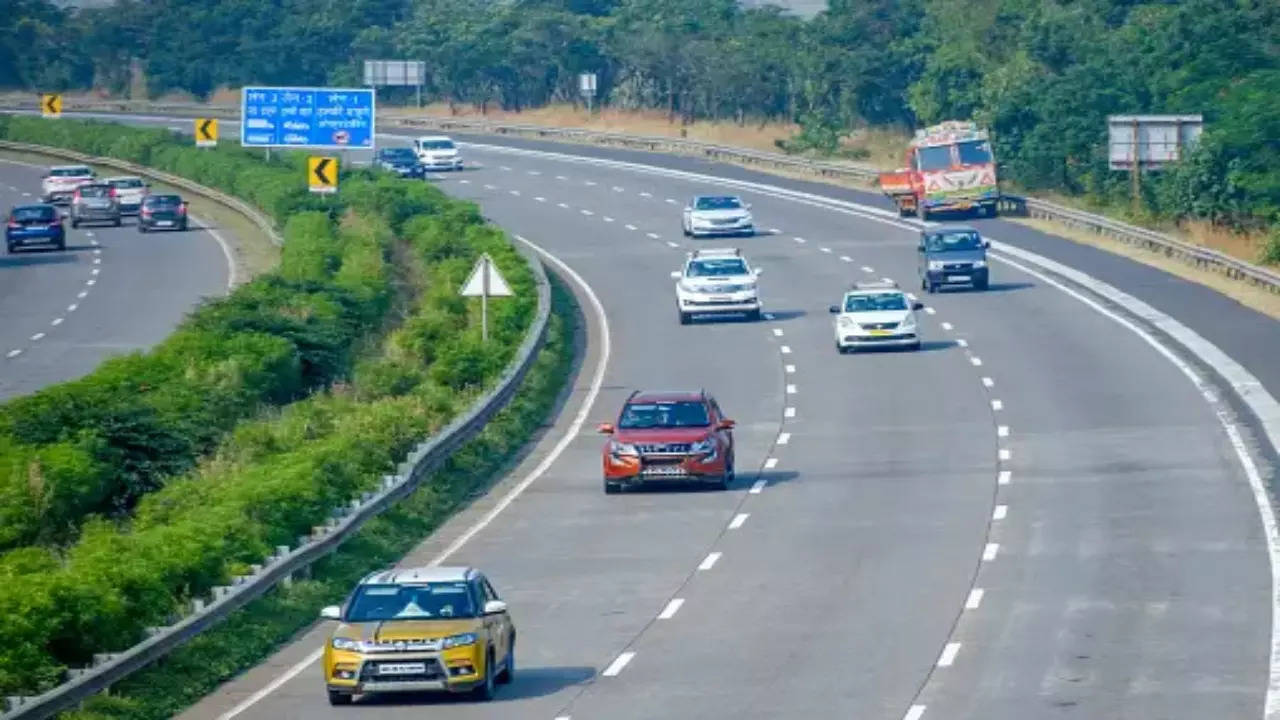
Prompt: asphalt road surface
<box><xmin>152</xmin><ymin>130</ymin><xmax>1275</xmax><ymax>720</ymax></box>
<box><xmin>0</xmin><ymin>158</ymin><xmax>230</xmax><ymax>399</ymax></box>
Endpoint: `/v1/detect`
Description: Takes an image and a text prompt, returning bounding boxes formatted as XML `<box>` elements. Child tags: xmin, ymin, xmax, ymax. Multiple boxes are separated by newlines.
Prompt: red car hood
<box><xmin>612</xmin><ymin>426</ymin><xmax>714</xmax><ymax>443</ymax></box>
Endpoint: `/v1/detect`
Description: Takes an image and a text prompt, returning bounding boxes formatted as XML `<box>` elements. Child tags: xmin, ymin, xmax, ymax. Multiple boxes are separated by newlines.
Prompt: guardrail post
<box><xmin>192</xmin><ymin>598</ymin><xmax>206</xmax><ymax>613</ymax></box>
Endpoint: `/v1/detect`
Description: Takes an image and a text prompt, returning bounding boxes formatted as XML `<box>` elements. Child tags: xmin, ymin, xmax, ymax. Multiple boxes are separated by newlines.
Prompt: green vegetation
<box><xmin>0</xmin><ymin>118</ymin><xmax>545</xmax><ymax>698</ymax></box>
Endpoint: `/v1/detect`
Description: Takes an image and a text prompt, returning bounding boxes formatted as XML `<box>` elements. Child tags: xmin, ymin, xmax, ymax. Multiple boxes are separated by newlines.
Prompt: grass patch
<box><xmin>58</xmin><ymin>272</ymin><xmax>579</xmax><ymax>720</ymax></box>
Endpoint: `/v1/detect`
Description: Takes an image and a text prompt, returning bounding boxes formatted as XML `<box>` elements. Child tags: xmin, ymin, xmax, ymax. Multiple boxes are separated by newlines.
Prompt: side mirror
<box><xmin>670</xmin><ymin>270</ymin><xmax>682</xmax><ymax>279</ymax></box>
<box><xmin>743</xmin><ymin>203</ymin><xmax>752</xmax><ymax>209</ymax></box>
<box><xmin>982</xmin><ymin>239</ymin><xmax>991</xmax><ymax>249</ymax></box>
<box><xmin>597</xmin><ymin>423</ymin><xmax>614</xmax><ymax>434</ymax></box>
<box><xmin>483</xmin><ymin>599</ymin><xmax>508</xmax><ymax>615</ymax></box>
<box><xmin>917</xmin><ymin>244</ymin><xmax>926</xmax><ymax>252</ymax></box>
<box><xmin>912</xmin><ymin>301</ymin><xmax>925</xmax><ymax>311</ymax></box>
<box><xmin>718</xmin><ymin>419</ymin><xmax>736</xmax><ymax>430</ymax></box>
<box><xmin>320</xmin><ymin>605</ymin><xmax>341</xmax><ymax>620</ymax></box>
<box><xmin>753</xmin><ymin>268</ymin><xmax>763</xmax><ymax>276</ymax></box>
<box><xmin>828</xmin><ymin>305</ymin><xmax>841</xmax><ymax>314</ymax></box>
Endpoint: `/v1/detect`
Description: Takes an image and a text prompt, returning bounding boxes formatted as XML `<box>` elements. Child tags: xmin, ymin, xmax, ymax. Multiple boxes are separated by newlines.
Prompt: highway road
<box><xmin>139</xmin><ymin>127</ymin><xmax>1276</xmax><ymax>720</ymax></box>
<box><xmin>0</xmin><ymin>158</ymin><xmax>231</xmax><ymax>400</ymax></box>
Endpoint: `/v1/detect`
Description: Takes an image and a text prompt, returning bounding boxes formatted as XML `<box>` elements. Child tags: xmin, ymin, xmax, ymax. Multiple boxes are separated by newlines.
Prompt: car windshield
<box><xmin>420</xmin><ymin>140</ymin><xmax>455</xmax><ymax>150</ymax></box>
<box><xmin>694</xmin><ymin>196</ymin><xmax>743</xmax><ymax>211</ymax></box>
<box><xmin>50</xmin><ymin>167</ymin><xmax>91</xmax><ymax>178</ymax></box>
<box><xmin>924</xmin><ymin>230</ymin><xmax>983</xmax><ymax>252</ymax></box>
<box><xmin>917</xmin><ymin>145</ymin><xmax>953</xmax><ymax>171</ymax></box>
<box><xmin>956</xmin><ymin>140</ymin><xmax>993</xmax><ymax>165</ymax></box>
<box><xmin>382</xmin><ymin>149</ymin><xmax>417</xmax><ymax>161</ymax></box>
<box><xmin>78</xmin><ymin>186</ymin><xmax>111</xmax><ymax>198</ymax></box>
<box><xmin>345</xmin><ymin>582</ymin><xmax>476</xmax><ymax>622</ymax></box>
<box><xmin>844</xmin><ymin>292</ymin><xmax>908</xmax><ymax>312</ymax></box>
<box><xmin>145</xmin><ymin>195</ymin><xmax>182</xmax><ymax>208</ymax></box>
<box><xmin>618</xmin><ymin>400</ymin><xmax>711</xmax><ymax>429</ymax></box>
<box><xmin>687</xmin><ymin>258</ymin><xmax>748</xmax><ymax>277</ymax></box>
<box><xmin>11</xmin><ymin>206</ymin><xmax>55</xmax><ymax>222</ymax></box>
<box><xmin>109</xmin><ymin>178</ymin><xmax>145</xmax><ymax>188</ymax></box>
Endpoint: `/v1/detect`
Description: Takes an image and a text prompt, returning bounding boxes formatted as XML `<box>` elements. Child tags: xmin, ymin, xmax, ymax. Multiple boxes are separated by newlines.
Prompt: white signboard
<box><xmin>364</xmin><ymin>60</ymin><xmax>427</xmax><ymax>87</ymax></box>
<box><xmin>459</xmin><ymin>254</ymin><xmax>513</xmax><ymax>342</ymax></box>
<box><xmin>578</xmin><ymin>73</ymin><xmax>598</xmax><ymax>97</ymax></box>
<box><xmin>1108</xmin><ymin>114</ymin><xmax>1203</xmax><ymax>171</ymax></box>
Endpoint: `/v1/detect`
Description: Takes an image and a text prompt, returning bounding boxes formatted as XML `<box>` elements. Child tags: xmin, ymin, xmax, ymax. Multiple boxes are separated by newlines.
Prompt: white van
<box><xmin>411</xmin><ymin>136</ymin><xmax>463</xmax><ymax>170</ymax></box>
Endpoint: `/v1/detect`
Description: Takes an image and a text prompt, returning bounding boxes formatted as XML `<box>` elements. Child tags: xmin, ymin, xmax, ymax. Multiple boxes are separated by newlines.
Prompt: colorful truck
<box><xmin>878</xmin><ymin>121</ymin><xmax>1000</xmax><ymax>220</ymax></box>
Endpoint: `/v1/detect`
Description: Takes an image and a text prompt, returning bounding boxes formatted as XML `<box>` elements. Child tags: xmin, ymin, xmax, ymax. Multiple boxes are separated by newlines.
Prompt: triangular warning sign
<box><xmin>459</xmin><ymin>254</ymin><xmax>514</xmax><ymax>297</ymax></box>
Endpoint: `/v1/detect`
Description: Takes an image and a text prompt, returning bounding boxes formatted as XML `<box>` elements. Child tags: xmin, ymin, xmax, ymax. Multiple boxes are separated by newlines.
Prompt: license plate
<box><xmin>643</xmin><ymin>466</ymin><xmax>687</xmax><ymax>476</ymax></box>
<box><xmin>868</xmin><ymin>329</ymin><xmax>891</xmax><ymax>336</ymax></box>
<box><xmin>709</xmin><ymin>296</ymin><xmax>732</xmax><ymax>303</ymax></box>
<box><xmin>948</xmin><ymin>275</ymin><xmax>970</xmax><ymax>282</ymax></box>
<box><xmin>378</xmin><ymin>663</ymin><xmax>426</xmax><ymax>675</ymax></box>
<box><xmin>156</xmin><ymin>221</ymin><xmax>173</xmax><ymax>227</ymax></box>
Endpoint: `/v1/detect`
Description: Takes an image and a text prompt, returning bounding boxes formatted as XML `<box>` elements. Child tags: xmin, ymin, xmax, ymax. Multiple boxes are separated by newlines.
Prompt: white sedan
<box><xmin>829</xmin><ymin>281</ymin><xmax>924</xmax><ymax>352</ymax></box>
<box><xmin>681</xmin><ymin>195</ymin><xmax>755</xmax><ymax>238</ymax></box>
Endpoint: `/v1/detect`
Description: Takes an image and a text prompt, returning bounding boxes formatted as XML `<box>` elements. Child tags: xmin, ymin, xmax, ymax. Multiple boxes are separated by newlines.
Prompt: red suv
<box><xmin>597</xmin><ymin>390</ymin><xmax>736</xmax><ymax>494</ymax></box>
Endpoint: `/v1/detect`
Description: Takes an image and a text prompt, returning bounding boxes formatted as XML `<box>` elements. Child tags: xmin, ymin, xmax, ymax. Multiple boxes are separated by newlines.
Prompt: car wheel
<box><xmin>682</xmin><ymin>225</ymin><xmax>690</xmax><ymax>237</ymax></box>
<box><xmin>974</xmin><ymin>278</ymin><xmax>989</xmax><ymax>291</ymax></box>
<box><xmin>921</xmin><ymin>208</ymin><xmax>932</xmax><ymax>222</ymax></box>
<box><xmin>55</xmin><ymin>238</ymin><xmax>66</xmax><ymax>252</ymax></box>
<box><xmin>909</xmin><ymin>341</ymin><xmax>922</xmax><ymax>351</ymax></box>
<box><xmin>138</xmin><ymin>223</ymin><xmax>148</xmax><ymax>233</ymax></box>
<box><xmin>473</xmin><ymin>650</ymin><xmax>497</xmax><ymax>701</ymax></box>
<box><xmin>71</xmin><ymin>219</ymin><xmax>79</xmax><ymax>229</ymax></box>
<box><xmin>113</xmin><ymin>217</ymin><xmax>122</xmax><ymax>227</ymax></box>
<box><xmin>746</xmin><ymin>309</ymin><xmax>762</xmax><ymax>322</ymax></box>
<box><xmin>180</xmin><ymin>221</ymin><xmax>189</xmax><ymax>231</ymax></box>
<box><xmin>724</xmin><ymin>451</ymin><xmax>735</xmax><ymax>485</ymax></box>
<box><xmin>678</xmin><ymin>311</ymin><xmax>692</xmax><ymax>325</ymax></box>
<box><xmin>497</xmin><ymin>636</ymin><xmax>515</xmax><ymax>684</ymax></box>
<box><xmin>925</xmin><ymin>277</ymin><xmax>937</xmax><ymax>294</ymax></box>
<box><xmin>327</xmin><ymin>690</ymin><xmax>353</xmax><ymax>706</ymax></box>
<box><xmin>5</xmin><ymin>244</ymin><xmax>14</xmax><ymax>254</ymax></box>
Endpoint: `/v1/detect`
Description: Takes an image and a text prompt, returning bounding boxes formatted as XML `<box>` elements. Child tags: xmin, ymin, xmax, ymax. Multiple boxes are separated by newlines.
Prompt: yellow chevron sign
<box><xmin>308</xmin><ymin>156</ymin><xmax>338</xmax><ymax>194</ymax></box>
<box><xmin>40</xmin><ymin>94</ymin><xmax>61</xmax><ymax>118</ymax></box>
<box><xmin>195</xmin><ymin>118</ymin><xmax>218</xmax><ymax>147</ymax></box>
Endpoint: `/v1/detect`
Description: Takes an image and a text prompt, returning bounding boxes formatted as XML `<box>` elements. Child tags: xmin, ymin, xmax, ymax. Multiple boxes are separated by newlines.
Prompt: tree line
<box><xmin>3</xmin><ymin>0</ymin><xmax>1278</xmax><ymax>244</ymax></box>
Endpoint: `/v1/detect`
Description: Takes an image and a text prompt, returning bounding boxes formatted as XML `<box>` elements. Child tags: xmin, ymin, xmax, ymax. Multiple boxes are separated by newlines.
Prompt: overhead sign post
<box><xmin>308</xmin><ymin>156</ymin><xmax>338</xmax><ymax>194</ymax></box>
<box><xmin>578</xmin><ymin>73</ymin><xmax>598</xmax><ymax>113</ymax></box>
<box><xmin>240</xmin><ymin>87</ymin><xmax>376</xmax><ymax>150</ymax></box>
<box><xmin>1107</xmin><ymin>114</ymin><xmax>1203</xmax><ymax>214</ymax></box>
<box><xmin>41</xmin><ymin>94</ymin><xmax>61</xmax><ymax>118</ymax></box>
<box><xmin>459</xmin><ymin>253</ymin><xmax>514</xmax><ymax>342</ymax></box>
<box><xmin>194</xmin><ymin>118</ymin><xmax>218</xmax><ymax>147</ymax></box>
<box><xmin>364</xmin><ymin>60</ymin><xmax>427</xmax><ymax>108</ymax></box>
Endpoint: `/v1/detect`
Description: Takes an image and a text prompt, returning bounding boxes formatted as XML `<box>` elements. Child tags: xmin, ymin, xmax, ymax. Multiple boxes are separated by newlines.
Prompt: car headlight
<box><xmin>331</xmin><ymin>637</ymin><xmax>362</xmax><ymax>652</ymax></box>
<box><xmin>609</xmin><ymin>440</ymin><xmax>638</xmax><ymax>457</ymax></box>
<box><xmin>690</xmin><ymin>438</ymin><xmax>715</xmax><ymax>455</ymax></box>
<box><xmin>680</xmin><ymin>281</ymin><xmax>706</xmax><ymax>294</ymax></box>
<box><xmin>740</xmin><ymin>214</ymin><xmax>753</xmax><ymax>224</ymax></box>
<box><xmin>971</xmin><ymin>260</ymin><xmax>987</xmax><ymax>268</ymax></box>
<box><xmin>900</xmin><ymin>314</ymin><xmax>917</xmax><ymax>328</ymax></box>
<box><xmin>837</xmin><ymin>316</ymin><xmax>855</xmax><ymax>328</ymax></box>
<box><xmin>442</xmin><ymin>633</ymin><xmax>477</xmax><ymax>649</ymax></box>
<box><xmin>928</xmin><ymin>260</ymin><xmax>945</xmax><ymax>271</ymax></box>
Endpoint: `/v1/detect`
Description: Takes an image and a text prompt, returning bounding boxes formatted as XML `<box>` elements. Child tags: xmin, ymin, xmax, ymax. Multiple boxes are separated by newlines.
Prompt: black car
<box><xmin>374</xmin><ymin>147</ymin><xmax>426</xmax><ymax>178</ymax></box>
<box><xmin>137</xmin><ymin>194</ymin><xmax>189</xmax><ymax>232</ymax></box>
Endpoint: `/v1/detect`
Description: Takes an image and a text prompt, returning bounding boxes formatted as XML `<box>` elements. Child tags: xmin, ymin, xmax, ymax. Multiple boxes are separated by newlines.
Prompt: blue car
<box><xmin>6</xmin><ymin>204</ymin><xmax>65</xmax><ymax>253</ymax></box>
<box><xmin>374</xmin><ymin>148</ymin><xmax>426</xmax><ymax>178</ymax></box>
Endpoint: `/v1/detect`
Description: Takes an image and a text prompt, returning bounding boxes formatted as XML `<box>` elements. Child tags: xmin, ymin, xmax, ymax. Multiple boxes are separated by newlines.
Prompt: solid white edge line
<box><xmin>937</xmin><ymin>642</ymin><xmax>962</xmax><ymax>667</ymax></box>
<box><xmin>216</xmin><ymin>232</ymin><xmax>612</xmax><ymax>719</ymax></box>
<box><xmin>698</xmin><ymin>552</ymin><xmax>722</xmax><ymax>570</ymax></box>
<box><xmin>728</xmin><ymin>513</ymin><xmax>749</xmax><ymax>530</ymax></box>
<box><xmin>195</xmin><ymin>214</ymin><xmax>238</xmax><ymax>290</ymax></box>
<box><xmin>964</xmin><ymin>588</ymin><xmax>985</xmax><ymax>609</ymax></box>
<box><xmin>602</xmin><ymin>651</ymin><xmax>636</xmax><ymax>677</ymax></box>
<box><xmin>658</xmin><ymin>598</ymin><xmax>685</xmax><ymax>619</ymax></box>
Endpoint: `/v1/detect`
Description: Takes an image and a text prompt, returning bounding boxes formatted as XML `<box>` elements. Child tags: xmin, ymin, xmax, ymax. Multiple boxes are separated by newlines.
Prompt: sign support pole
<box><xmin>481</xmin><ymin>256</ymin><xmax>489</xmax><ymax>343</ymax></box>
<box><xmin>1130</xmin><ymin>119</ymin><xmax>1141</xmax><ymax>217</ymax></box>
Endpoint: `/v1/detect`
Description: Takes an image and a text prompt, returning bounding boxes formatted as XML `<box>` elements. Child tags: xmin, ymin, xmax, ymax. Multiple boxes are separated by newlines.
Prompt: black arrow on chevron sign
<box><xmin>313</xmin><ymin>158</ymin><xmax>333</xmax><ymax>185</ymax></box>
<box><xmin>199</xmin><ymin>119</ymin><xmax>214</xmax><ymax>139</ymax></box>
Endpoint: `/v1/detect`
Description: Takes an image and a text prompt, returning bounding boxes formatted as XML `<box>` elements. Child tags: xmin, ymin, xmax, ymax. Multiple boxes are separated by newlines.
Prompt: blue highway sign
<box><xmin>240</xmin><ymin>87</ymin><xmax>376</xmax><ymax>149</ymax></box>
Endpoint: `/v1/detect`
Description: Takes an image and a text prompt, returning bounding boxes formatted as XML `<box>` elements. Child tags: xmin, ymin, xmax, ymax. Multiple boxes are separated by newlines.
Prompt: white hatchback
<box><xmin>829</xmin><ymin>281</ymin><xmax>924</xmax><ymax>352</ymax></box>
<box><xmin>672</xmin><ymin>247</ymin><xmax>763</xmax><ymax>324</ymax></box>
<box><xmin>412</xmin><ymin>136</ymin><xmax>463</xmax><ymax>170</ymax></box>
<box><xmin>105</xmin><ymin>176</ymin><xmax>149</xmax><ymax>215</ymax></box>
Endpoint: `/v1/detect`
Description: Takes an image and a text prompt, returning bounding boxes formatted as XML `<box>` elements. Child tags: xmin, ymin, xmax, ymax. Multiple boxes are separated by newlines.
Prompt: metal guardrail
<box><xmin>0</xmin><ymin>156</ymin><xmax>553</xmax><ymax>719</ymax></box>
<box><xmin>0</xmin><ymin>139</ymin><xmax>282</xmax><ymax>249</ymax></box>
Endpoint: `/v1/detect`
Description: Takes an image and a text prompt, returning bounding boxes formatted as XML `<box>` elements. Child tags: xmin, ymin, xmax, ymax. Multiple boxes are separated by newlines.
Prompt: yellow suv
<box><xmin>319</xmin><ymin>565</ymin><xmax>516</xmax><ymax>705</ymax></box>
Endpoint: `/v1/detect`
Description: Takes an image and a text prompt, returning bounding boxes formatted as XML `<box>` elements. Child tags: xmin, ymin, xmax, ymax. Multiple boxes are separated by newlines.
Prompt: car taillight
<box><xmin>178</xmin><ymin>204</ymin><xmax>187</xmax><ymax>216</ymax></box>
<box><xmin>141</xmin><ymin>208</ymin><xmax>152</xmax><ymax>217</ymax></box>
<box><xmin>6</xmin><ymin>219</ymin><xmax>19</xmax><ymax>229</ymax></box>
<box><xmin>109</xmin><ymin>187</ymin><xmax>118</xmax><ymax>198</ymax></box>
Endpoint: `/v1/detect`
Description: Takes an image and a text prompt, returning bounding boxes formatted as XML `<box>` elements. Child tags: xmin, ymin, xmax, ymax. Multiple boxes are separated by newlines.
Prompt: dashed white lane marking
<box><xmin>965</xmin><ymin>588</ymin><xmax>985</xmax><ymax>609</ymax></box>
<box><xmin>51</xmin><ymin>318</ymin><xmax>63</xmax><ymax>327</ymax></box>
<box><xmin>509</xmin><ymin>189</ymin><xmax>521</xmax><ymax>196</ymax></box>
<box><xmin>793</xmin><ymin>237</ymin><xmax>806</xmax><ymax>244</ymax></box>
<box><xmin>93</xmin><ymin>248</ymin><xmax>101</xmax><ymax>254</ymax></box>
<box><xmin>665</xmin><ymin>198</ymin><xmax>677</xmax><ymax>204</ymax></box>
<box><xmin>820</xmin><ymin>247</ymin><xmax>832</xmax><ymax>253</ymax></box>
<box><xmin>924</xmin><ymin>306</ymin><xmax>936</xmax><ymax>315</ymax></box>
<box><xmin>585</xmin><ymin>180</ymin><xmax>597</xmax><ymax>186</ymax></box>
<box><xmin>777</xmin><ymin>432</ymin><xmax>792</xmax><ymax>445</ymax></box>
<box><xmin>840</xmin><ymin>255</ymin><xmax>852</xmax><ymax>262</ymax></box>
<box><xmin>499</xmin><ymin>166</ymin><xmax>512</xmax><ymax>171</ymax></box>
<box><xmin>764</xmin><ymin>457</ymin><xmax>778</xmax><ymax>470</ymax></box>
<box><xmin>658</xmin><ymin>599</ymin><xmax>685</xmax><ymax>620</ymax></box>
<box><xmin>993</xmin><ymin>505</ymin><xmax>1008</xmax><ymax>520</ymax></box>
<box><xmin>768</xmin><ymin>227</ymin><xmax>782</xmax><ymax>234</ymax></box>
<box><xmin>612</xmin><ymin>186</ymin><xmax>624</xmax><ymax>192</ymax></box>
<box><xmin>483</xmin><ymin>184</ymin><xmax>496</xmax><ymax>190</ymax></box>
<box><xmin>784</xmin><ymin>407</ymin><xmax>796</xmax><ymax>418</ymax></box>
<box><xmin>91</xmin><ymin>268</ymin><xmax>100</xmax><ymax>275</ymax></box>
<box><xmin>526</xmin><ymin>170</ymin><xmax>540</xmax><ymax>175</ymax></box>
<box><xmin>970</xmin><ymin>356</ymin><xmax>982</xmax><ymax>366</ymax></box>
<box><xmin>602</xmin><ymin>652</ymin><xmax>635</xmax><ymax>677</ymax></box>
<box><xmin>956</xmin><ymin>338</ymin><xmax>968</xmax><ymax>347</ymax></box>
<box><xmin>905</xmin><ymin>705</ymin><xmax>927</xmax><ymax>720</ymax></box>
<box><xmin>983</xmin><ymin>543</ymin><xmax>1000</xmax><ymax>561</ymax></box>
<box><xmin>86</xmin><ymin>279</ymin><xmax>95</xmax><ymax>286</ymax></box>
<box><xmin>67</xmin><ymin>303</ymin><xmax>78</xmax><ymax>312</ymax></box>
<box><xmin>937</xmin><ymin>642</ymin><xmax>962</xmax><ymax>667</ymax></box>
<box><xmin>555</xmin><ymin>175</ymin><xmax>567</xmax><ymax>181</ymax></box>
<box><xmin>861</xmin><ymin>266</ymin><xmax>874</xmax><ymax>273</ymax></box>
<box><xmin>646</xmin><ymin>232</ymin><xmax>659</xmax><ymax>239</ymax></box>
<box><xmin>625</xmin><ymin>224</ymin><xmax>637</xmax><ymax>231</ymax></box>
<box><xmin>780</xmin><ymin>345</ymin><xmax>792</xmax><ymax>354</ymax></box>
<box><xmin>666</xmin><ymin>241</ymin><xmax>680</xmax><ymax>248</ymax></box>
<box><xmin>999</xmin><ymin>448</ymin><xmax>1012</xmax><ymax>460</ymax></box>
<box><xmin>459</xmin><ymin>179</ymin><xmax>471</xmax><ymax>185</ymax></box>
<box><xmin>21</xmin><ymin>192</ymin><xmax>31</xmax><ymax>197</ymax></box>
<box><xmin>30</xmin><ymin>333</ymin><xmax>44</xmax><ymax>341</ymax></box>
<box><xmin>982</xmin><ymin>376</ymin><xmax>994</xmax><ymax>387</ymax></box>
<box><xmin>997</xmin><ymin>425</ymin><xmax>1009</xmax><ymax>437</ymax></box>
<box><xmin>998</xmin><ymin>470</ymin><xmax>1011</xmax><ymax>485</ymax></box>
<box><xmin>750</xmin><ymin>479</ymin><xmax>767</xmax><ymax>494</ymax></box>
<box><xmin>906</xmin><ymin>293</ymin><xmax>917</xmax><ymax>301</ymax></box>
<box><xmin>882</xmin><ymin>276</ymin><xmax>894</xmax><ymax>284</ymax></box>
<box><xmin>581</xmin><ymin>209</ymin><xmax>594</xmax><ymax>216</ymax></box>
<box><xmin>785</xmin><ymin>384</ymin><xmax>797</xmax><ymax>394</ymax></box>
<box><xmin>557</xmin><ymin>202</ymin><xmax>570</xmax><ymax>209</ymax></box>
<box><xmin>941</xmin><ymin>322</ymin><xmax>953</xmax><ymax>331</ymax></box>
<box><xmin>640</xmin><ymin>191</ymin><xmax>652</xmax><ymax>198</ymax></box>
<box><xmin>77</xmin><ymin>291</ymin><xmax>88</xmax><ymax>298</ymax></box>
<box><xmin>772</xmin><ymin>328</ymin><xmax>784</xmax><ymax>337</ymax></box>
<box><xmin>535</xmin><ymin>196</ymin><xmax>546</xmax><ymax>202</ymax></box>
<box><xmin>785</xmin><ymin>364</ymin><xmax>795</xmax><ymax>373</ymax></box>
<box><xmin>603</xmin><ymin>216</ymin><xmax>614</xmax><ymax>223</ymax></box>
<box><xmin>698</xmin><ymin>552</ymin><xmax>722</xmax><ymax>570</ymax></box>
<box><xmin>6</xmin><ymin>349</ymin><xmax>20</xmax><ymax>358</ymax></box>
<box><xmin>728</xmin><ymin>513</ymin><xmax>749</xmax><ymax>530</ymax></box>
<box><xmin>93</xmin><ymin>257</ymin><xmax>102</xmax><ymax>265</ymax></box>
